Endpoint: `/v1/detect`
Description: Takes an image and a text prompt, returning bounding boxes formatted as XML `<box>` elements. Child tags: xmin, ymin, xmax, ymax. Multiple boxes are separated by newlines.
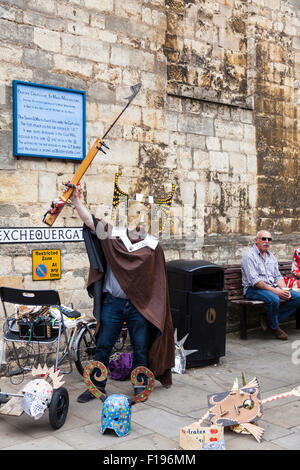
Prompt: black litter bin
<box><xmin>167</xmin><ymin>259</ymin><xmax>227</xmax><ymax>368</ymax></box>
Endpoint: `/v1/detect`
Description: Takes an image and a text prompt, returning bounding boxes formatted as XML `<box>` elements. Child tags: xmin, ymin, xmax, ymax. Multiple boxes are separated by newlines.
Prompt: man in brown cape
<box><xmin>66</xmin><ymin>186</ymin><xmax>175</xmax><ymax>403</ymax></box>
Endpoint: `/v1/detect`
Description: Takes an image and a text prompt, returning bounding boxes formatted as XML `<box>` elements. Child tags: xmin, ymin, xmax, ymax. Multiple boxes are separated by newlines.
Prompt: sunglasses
<box><xmin>259</xmin><ymin>237</ymin><xmax>272</xmax><ymax>242</ymax></box>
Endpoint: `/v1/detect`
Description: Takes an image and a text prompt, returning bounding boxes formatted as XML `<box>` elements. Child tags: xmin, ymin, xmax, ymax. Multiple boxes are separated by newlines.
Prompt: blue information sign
<box><xmin>13</xmin><ymin>80</ymin><xmax>86</xmax><ymax>161</ymax></box>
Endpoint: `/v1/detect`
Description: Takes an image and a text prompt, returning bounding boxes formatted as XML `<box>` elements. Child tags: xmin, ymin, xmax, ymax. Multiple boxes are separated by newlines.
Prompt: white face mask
<box><xmin>21</xmin><ymin>379</ymin><xmax>53</xmax><ymax>419</ymax></box>
<box><xmin>21</xmin><ymin>393</ymin><xmax>48</xmax><ymax>420</ymax></box>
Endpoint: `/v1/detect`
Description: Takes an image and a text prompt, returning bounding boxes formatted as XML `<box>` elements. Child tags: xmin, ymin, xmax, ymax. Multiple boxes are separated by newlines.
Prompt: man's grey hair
<box><xmin>256</xmin><ymin>230</ymin><xmax>271</xmax><ymax>238</ymax></box>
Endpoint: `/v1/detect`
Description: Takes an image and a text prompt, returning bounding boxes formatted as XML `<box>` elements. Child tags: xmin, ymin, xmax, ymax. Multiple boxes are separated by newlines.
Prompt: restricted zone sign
<box><xmin>32</xmin><ymin>249</ymin><xmax>61</xmax><ymax>281</ymax></box>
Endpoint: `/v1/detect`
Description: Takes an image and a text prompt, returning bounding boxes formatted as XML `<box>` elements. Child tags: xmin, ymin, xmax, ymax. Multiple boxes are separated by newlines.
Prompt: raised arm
<box><xmin>65</xmin><ymin>186</ymin><xmax>95</xmax><ymax>231</ymax></box>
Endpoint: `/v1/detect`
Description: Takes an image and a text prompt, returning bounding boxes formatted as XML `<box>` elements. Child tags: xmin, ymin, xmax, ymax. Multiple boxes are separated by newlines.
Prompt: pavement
<box><xmin>1</xmin><ymin>323</ymin><xmax>300</xmax><ymax>452</ymax></box>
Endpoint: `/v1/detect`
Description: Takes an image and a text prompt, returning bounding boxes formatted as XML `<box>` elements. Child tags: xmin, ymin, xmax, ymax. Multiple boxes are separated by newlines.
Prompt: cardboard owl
<box><xmin>207</xmin><ymin>377</ymin><xmax>264</xmax><ymax>442</ymax></box>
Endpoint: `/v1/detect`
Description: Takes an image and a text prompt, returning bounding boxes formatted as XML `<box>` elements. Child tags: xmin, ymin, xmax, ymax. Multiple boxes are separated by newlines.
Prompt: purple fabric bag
<box><xmin>108</xmin><ymin>352</ymin><xmax>133</xmax><ymax>380</ymax></box>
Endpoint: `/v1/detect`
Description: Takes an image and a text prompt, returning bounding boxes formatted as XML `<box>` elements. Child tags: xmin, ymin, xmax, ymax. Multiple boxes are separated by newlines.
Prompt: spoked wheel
<box><xmin>48</xmin><ymin>386</ymin><xmax>69</xmax><ymax>429</ymax></box>
<box><xmin>74</xmin><ymin>322</ymin><xmax>96</xmax><ymax>376</ymax></box>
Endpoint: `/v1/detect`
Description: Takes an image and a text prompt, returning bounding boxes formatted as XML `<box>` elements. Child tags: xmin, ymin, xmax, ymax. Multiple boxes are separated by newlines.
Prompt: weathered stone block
<box><xmin>53</xmin><ymin>54</ymin><xmax>93</xmax><ymax>78</ymax></box>
<box><xmin>0</xmin><ymin>171</ymin><xmax>38</xmax><ymax>203</ymax></box>
<box><xmin>62</xmin><ymin>34</ymin><xmax>109</xmax><ymax>63</ymax></box>
<box><xmin>111</xmin><ymin>46</ymin><xmax>155</xmax><ymax>71</ymax></box>
<box><xmin>115</xmin><ymin>0</ymin><xmax>142</xmax><ymax>19</ymax></box>
<box><xmin>187</xmin><ymin>134</ymin><xmax>206</xmax><ymax>149</ymax></box>
<box><xmin>180</xmin><ymin>181</ymin><xmax>195</xmax><ymax>205</ymax></box>
<box><xmin>23</xmin><ymin>11</ymin><xmax>65</xmax><ymax>31</ymax></box>
<box><xmin>178</xmin><ymin>116</ymin><xmax>214</xmax><ymax>136</ymax></box>
<box><xmin>24</xmin><ymin>276</ymin><xmax>51</xmax><ymax>290</ymax></box>
<box><xmin>0</xmin><ymin>275</ymin><xmax>23</xmax><ymax>289</ymax></box>
<box><xmin>57</xmin><ymin>4</ymin><xmax>89</xmax><ymax>23</ymax></box>
<box><xmin>0</xmin><ymin>84</ymin><xmax>6</xmax><ymax>105</ymax></box>
<box><xmin>33</xmin><ymin>27</ymin><xmax>61</xmax><ymax>52</ymax></box>
<box><xmin>209</xmin><ymin>151</ymin><xmax>229</xmax><ymax>171</ymax></box>
<box><xmin>63</xmin><ymin>253</ymin><xmax>89</xmax><ymax>271</ymax></box>
<box><xmin>206</xmin><ymin>136</ymin><xmax>221</xmax><ymax>151</ymax></box>
<box><xmin>229</xmin><ymin>152</ymin><xmax>247</xmax><ymax>173</ymax></box>
<box><xmin>165</xmin><ymin>111</ymin><xmax>178</xmax><ymax>131</ymax></box>
<box><xmin>85</xmin><ymin>0</ymin><xmax>114</xmax><ymax>12</ymax></box>
<box><xmin>293</xmin><ymin>37</ymin><xmax>300</xmax><ymax>51</ymax></box>
<box><xmin>215</xmin><ymin>119</ymin><xmax>244</xmax><ymax>139</ymax></box>
<box><xmin>193</xmin><ymin>150</ymin><xmax>209</xmax><ymax>170</ymax></box>
<box><xmin>0</xmin><ymin>131</ymin><xmax>16</xmax><ymax>171</ymax></box>
<box><xmin>38</xmin><ymin>173</ymin><xmax>57</xmax><ymax>202</ymax></box>
<box><xmin>27</xmin><ymin>0</ymin><xmax>56</xmax><ymax>15</ymax></box>
<box><xmin>13</xmin><ymin>256</ymin><xmax>32</xmax><ymax>274</ymax></box>
<box><xmin>0</xmin><ymin>257</ymin><xmax>13</xmax><ymax>275</ymax></box>
<box><xmin>0</xmin><ymin>43</ymin><xmax>22</xmax><ymax>65</ymax></box>
<box><xmin>222</xmin><ymin>139</ymin><xmax>240</xmax><ymax>152</ymax></box>
<box><xmin>0</xmin><ymin>19</ymin><xmax>32</xmax><ymax>45</ymax></box>
<box><xmin>24</xmin><ymin>47</ymin><xmax>52</xmax><ymax>69</ymax></box>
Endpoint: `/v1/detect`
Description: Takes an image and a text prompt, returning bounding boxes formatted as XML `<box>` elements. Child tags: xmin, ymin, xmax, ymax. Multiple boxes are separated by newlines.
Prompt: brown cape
<box><xmin>86</xmin><ymin>219</ymin><xmax>175</xmax><ymax>388</ymax></box>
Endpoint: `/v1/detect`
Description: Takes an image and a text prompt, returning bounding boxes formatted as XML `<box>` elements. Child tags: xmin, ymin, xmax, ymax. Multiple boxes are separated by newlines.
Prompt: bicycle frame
<box><xmin>72</xmin><ymin>320</ymin><xmax>96</xmax><ymax>364</ymax></box>
<box><xmin>55</xmin><ymin>318</ymin><xmax>95</xmax><ymax>364</ymax></box>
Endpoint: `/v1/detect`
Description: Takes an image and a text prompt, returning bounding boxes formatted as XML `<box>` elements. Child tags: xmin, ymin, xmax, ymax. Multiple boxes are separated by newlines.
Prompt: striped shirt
<box><xmin>241</xmin><ymin>244</ymin><xmax>283</xmax><ymax>295</ymax></box>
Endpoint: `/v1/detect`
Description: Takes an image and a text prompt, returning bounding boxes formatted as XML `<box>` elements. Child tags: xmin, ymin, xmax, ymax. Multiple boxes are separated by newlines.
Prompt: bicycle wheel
<box><xmin>74</xmin><ymin>322</ymin><xmax>96</xmax><ymax>376</ymax></box>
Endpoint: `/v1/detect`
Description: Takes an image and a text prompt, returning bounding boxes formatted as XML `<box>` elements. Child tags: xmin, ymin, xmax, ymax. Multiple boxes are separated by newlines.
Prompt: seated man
<box><xmin>241</xmin><ymin>230</ymin><xmax>300</xmax><ymax>340</ymax></box>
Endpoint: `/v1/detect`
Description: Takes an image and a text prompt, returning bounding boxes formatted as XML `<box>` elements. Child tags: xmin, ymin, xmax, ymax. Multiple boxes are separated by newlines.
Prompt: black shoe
<box><xmin>77</xmin><ymin>387</ymin><xmax>107</xmax><ymax>403</ymax></box>
<box><xmin>77</xmin><ymin>390</ymin><xmax>96</xmax><ymax>403</ymax></box>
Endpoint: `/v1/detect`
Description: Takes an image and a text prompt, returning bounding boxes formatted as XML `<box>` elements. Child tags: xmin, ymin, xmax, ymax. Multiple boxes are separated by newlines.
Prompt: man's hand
<box><xmin>276</xmin><ymin>288</ymin><xmax>291</xmax><ymax>300</ymax></box>
<box><xmin>276</xmin><ymin>279</ymin><xmax>292</xmax><ymax>299</ymax></box>
<box><xmin>62</xmin><ymin>183</ymin><xmax>95</xmax><ymax>230</ymax></box>
<box><xmin>63</xmin><ymin>184</ymin><xmax>79</xmax><ymax>205</ymax></box>
<box><xmin>255</xmin><ymin>280</ymin><xmax>291</xmax><ymax>300</ymax></box>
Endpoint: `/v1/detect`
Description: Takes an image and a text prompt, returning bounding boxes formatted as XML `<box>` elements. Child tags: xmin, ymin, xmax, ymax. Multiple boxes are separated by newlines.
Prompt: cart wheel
<box><xmin>48</xmin><ymin>386</ymin><xmax>69</xmax><ymax>430</ymax></box>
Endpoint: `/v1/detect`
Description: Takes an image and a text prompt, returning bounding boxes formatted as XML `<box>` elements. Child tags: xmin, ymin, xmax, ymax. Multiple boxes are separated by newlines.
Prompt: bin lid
<box><xmin>166</xmin><ymin>259</ymin><xmax>223</xmax><ymax>274</ymax></box>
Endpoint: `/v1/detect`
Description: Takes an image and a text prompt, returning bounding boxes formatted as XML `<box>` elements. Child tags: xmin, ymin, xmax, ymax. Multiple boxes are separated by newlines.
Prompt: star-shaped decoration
<box><xmin>172</xmin><ymin>329</ymin><xmax>198</xmax><ymax>374</ymax></box>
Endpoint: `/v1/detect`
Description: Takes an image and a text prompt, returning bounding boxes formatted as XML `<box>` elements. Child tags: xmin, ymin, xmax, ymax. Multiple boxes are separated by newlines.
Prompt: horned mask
<box><xmin>112</xmin><ymin>172</ymin><xmax>175</xmax><ymax>233</ymax></box>
<box><xmin>83</xmin><ymin>361</ymin><xmax>155</xmax><ymax>437</ymax></box>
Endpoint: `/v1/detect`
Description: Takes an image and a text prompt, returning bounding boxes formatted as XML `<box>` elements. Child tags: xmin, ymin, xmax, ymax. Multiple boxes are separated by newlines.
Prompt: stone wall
<box><xmin>0</xmin><ymin>0</ymin><xmax>299</xmax><ymax>330</ymax></box>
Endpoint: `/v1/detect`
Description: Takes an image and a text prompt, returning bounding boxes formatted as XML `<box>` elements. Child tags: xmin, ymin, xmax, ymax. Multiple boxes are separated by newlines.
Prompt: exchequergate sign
<box><xmin>0</xmin><ymin>227</ymin><xmax>83</xmax><ymax>244</ymax></box>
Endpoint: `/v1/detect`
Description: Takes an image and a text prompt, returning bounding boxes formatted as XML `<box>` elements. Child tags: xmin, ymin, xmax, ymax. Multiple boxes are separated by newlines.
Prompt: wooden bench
<box><xmin>223</xmin><ymin>261</ymin><xmax>300</xmax><ymax>339</ymax></box>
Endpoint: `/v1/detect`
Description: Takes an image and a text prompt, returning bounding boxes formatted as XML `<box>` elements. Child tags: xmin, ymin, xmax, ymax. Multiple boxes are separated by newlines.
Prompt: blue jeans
<box><xmin>93</xmin><ymin>293</ymin><xmax>149</xmax><ymax>388</ymax></box>
<box><xmin>245</xmin><ymin>287</ymin><xmax>300</xmax><ymax>330</ymax></box>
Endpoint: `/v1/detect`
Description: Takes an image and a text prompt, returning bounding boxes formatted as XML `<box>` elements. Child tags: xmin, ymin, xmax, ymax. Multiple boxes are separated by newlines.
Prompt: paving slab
<box><xmin>54</xmin><ymin>421</ymin><xmax>152</xmax><ymax>450</ymax></box>
<box><xmin>258</xmin><ymin>419</ymin><xmax>294</xmax><ymax>441</ymax></box>
<box><xmin>0</xmin><ymin>418</ymin><xmax>32</xmax><ymax>449</ymax></box>
<box><xmin>147</xmin><ymin>381</ymin><xmax>208</xmax><ymax>414</ymax></box>
<box><xmin>224</xmin><ymin>434</ymin><xmax>283</xmax><ymax>450</ymax></box>
<box><xmin>102</xmin><ymin>433</ymin><xmax>178</xmax><ymax>451</ymax></box>
<box><xmin>262</xmin><ymin>401</ymin><xmax>300</xmax><ymax>429</ymax></box>
<box><xmin>270</xmin><ymin>431</ymin><xmax>300</xmax><ymax>450</ymax></box>
<box><xmin>2</xmin><ymin>435</ymin><xmax>74</xmax><ymax>450</ymax></box>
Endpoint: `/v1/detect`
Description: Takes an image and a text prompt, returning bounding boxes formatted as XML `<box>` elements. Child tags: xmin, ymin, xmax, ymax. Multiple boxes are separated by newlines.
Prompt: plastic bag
<box><xmin>108</xmin><ymin>352</ymin><xmax>133</xmax><ymax>380</ymax></box>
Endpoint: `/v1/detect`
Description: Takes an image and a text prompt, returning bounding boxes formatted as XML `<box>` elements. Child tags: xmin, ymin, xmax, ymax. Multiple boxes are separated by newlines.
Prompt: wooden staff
<box><xmin>43</xmin><ymin>83</ymin><xmax>142</xmax><ymax>226</ymax></box>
